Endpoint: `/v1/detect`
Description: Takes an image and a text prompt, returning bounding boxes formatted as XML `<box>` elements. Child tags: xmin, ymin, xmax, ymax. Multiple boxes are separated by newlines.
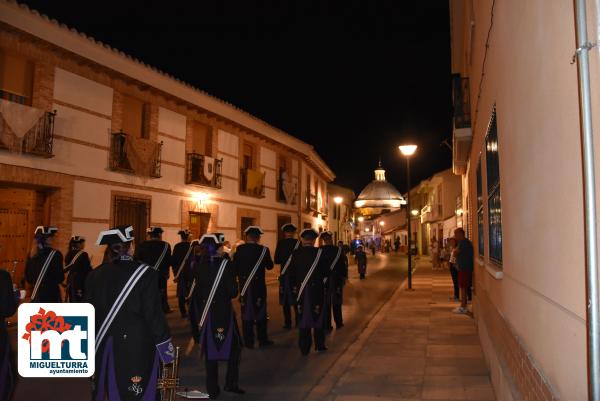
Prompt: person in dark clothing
<box><xmin>323</xmin><ymin>238</ymin><xmax>348</xmax><ymax>330</ymax></box>
<box><xmin>232</xmin><ymin>226</ymin><xmax>274</xmax><ymax>348</ymax></box>
<box><xmin>355</xmin><ymin>245</ymin><xmax>367</xmax><ymax>279</ymax></box>
<box><xmin>447</xmin><ymin>237</ymin><xmax>460</xmax><ymax>300</ymax></box>
<box><xmin>453</xmin><ymin>228</ymin><xmax>474</xmax><ymax>314</ymax></box>
<box><xmin>0</xmin><ymin>267</ymin><xmax>18</xmax><ymax>401</ymax></box>
<box><xmin>185</xmin><ymin>239</ymin><xmax>203</xmax><ymax>343</ymax></box>
<box><xmin>172</xmin><ymin>229</ymin><xmax>193</xmax><ymax>318</ymax></box>
<box><xmin>274</xmin><ymin>223</ymin><xmax>300</xmax><ymax>330</ymax></box>
<box><xmin>288</xmin><ymin>228</ymin><xmax>331</xmax><ymax>355</ymax></box>
<box><xmin>192</xmin><ymin>233</ymin><xmax>244</xmax><ymax>399</ymax></box>
<box><xmin>64</xmin><ymin>235</ymin><xmax>92</xmax><ymax>302</ymax></box>
<box><xmin>86</xmin><ymin>225</ymin><xmax>174</xmax><ymax>401</ymax></box>
<box><xmin>25</xmin><ymin>226</ymin><xmax>64</xmax><ymax>302</ymax></box>
<box><xmin>135</xmin><ymin>226</ymin><xmax>172</xmax><ymax>313</ymax></box>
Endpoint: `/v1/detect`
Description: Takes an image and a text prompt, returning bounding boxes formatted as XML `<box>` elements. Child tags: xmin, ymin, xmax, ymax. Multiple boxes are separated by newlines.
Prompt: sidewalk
<box><xmin>308</xmin><ymin>261</ymin><xmax>496</xmax><ymax>401</ymax></box>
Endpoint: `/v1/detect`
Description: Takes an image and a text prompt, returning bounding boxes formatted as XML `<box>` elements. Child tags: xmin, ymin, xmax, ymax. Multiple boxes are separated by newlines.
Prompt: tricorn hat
<box><xmin>281</xmin><ymin>223</ymin><xmax>297</xmax><ymax>233</ymax></box>
<box><xmin>34</xmin><ymin>226</ymin><xmax>58</xmax><ymax>237</ymax></box>
<box><xmin>178</xmin><ymin>229</ymin><xmax>191</xmax><ymax>238</ymax></box>
<box><xmin>199</xmin><ymin>233</ymin><xmax>225</xmax><ymax>247</ymax></box>
<box><xmin>300</xmin><ymin>228</ymin><xmax>319</xmax><ymax>240</ymax></box>
<box><xmin>319</xmin><ymin>230</ymin><xmax>333</xmax><ymax>239</ymax></box>
<box><xmin>97</xmin><ymin>225</ymin><xmax>135</xmax><ymax>246</ymax></box>
<box><xmin>70</xmin><ymin>235</ymin><xmax>85</xmax><ymax>243</ymax></box>
<box><xmin>147</xmin><ymin>226</ymin><xmax>164</xmax><ymax>235</ymax></box>
<box><xmin>244</xmin><ymin>226</ymin><xmax>264</xmax><ymax>237</ymax></box>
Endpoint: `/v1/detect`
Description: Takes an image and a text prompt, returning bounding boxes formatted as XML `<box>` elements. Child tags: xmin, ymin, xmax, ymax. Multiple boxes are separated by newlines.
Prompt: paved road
<box><xmin>9</xmin><ymin>253</ymin><xmax>409</xmax><ymax>401</ymax></box>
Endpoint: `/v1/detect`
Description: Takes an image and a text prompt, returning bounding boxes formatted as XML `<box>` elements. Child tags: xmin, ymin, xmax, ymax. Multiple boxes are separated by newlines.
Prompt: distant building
<box><xmin>354</xmin><ymin>161</ymin><xmax>405</xmax><ymax>216</ymax></box>
<box><xmin>327</xmin><ymin>183</ymin><xmax>355</xmax><ymax>244</ymax></box>
<box><xmin>0</xmin><ymin>1</ymin><xmax>335</xmax><ymax>284</ymax></box>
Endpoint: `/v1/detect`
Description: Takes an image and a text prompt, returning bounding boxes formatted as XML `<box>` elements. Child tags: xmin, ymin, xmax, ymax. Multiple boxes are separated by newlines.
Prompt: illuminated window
<box><xmin>485</xmin><ymin>108</ymin><xmax>502</xmax><ymax>264</ymax></box>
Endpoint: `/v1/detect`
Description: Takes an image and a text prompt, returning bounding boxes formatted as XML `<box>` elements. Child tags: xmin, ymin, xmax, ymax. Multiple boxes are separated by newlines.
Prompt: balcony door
<box><xmin>112</xmin><ymin>195</ymin><xmax>150</xmax><ymax>247</ymax></box>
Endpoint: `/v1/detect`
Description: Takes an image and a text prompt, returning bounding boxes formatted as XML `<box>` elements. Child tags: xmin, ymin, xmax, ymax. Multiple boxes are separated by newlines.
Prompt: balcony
<box><xmin>239</xmin><ymin>167</ymin><xmax>265</xmax><ymax>198</ymax></box>
<box><xmin>420</xmin><ymin>204</ymin><xmax>432</xmax><ymax>223</ymax></box>
<box><xmin>186</xmin><ymin>153</ymin><xmax>222</xmax><ymax>188</ymax></box>
<box><xmin>452</xmin><ymin>75</ymin><xmax>473</xmax><ymax>175</ymax></box>
<box><xmin>0</xmin><ymin>99</ymin><xmax>55</xmax><ymax>157</ymax></box>
<box><xmin>110</xmin><ymin>131</ymin><xmax>162</xmax><ymax>178</ymax></box>
<box><xmin>277</xmin><ymin>175</ymin><xmax>298</xmax><ymax>205</ymax></box>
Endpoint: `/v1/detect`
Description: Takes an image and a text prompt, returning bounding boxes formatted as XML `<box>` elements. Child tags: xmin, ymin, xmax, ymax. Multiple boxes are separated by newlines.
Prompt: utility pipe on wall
<box><xmin>574</xmin><ymin>0</ymin><xmax>600</xmax><ymax>399</ymax></box>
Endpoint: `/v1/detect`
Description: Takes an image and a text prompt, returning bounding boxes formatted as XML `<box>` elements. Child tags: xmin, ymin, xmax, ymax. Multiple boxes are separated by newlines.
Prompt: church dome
<box><xmin>354</xmin><ymin>162</ymin><xmax>405</xmax><ymax>210</ymax></box>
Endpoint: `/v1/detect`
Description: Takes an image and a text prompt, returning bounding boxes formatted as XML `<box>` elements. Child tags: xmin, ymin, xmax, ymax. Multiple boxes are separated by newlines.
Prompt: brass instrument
<box><xmin>157</xmin><ymin>346</ymin><xmax>180</xmax><ymax>401</ymax></box>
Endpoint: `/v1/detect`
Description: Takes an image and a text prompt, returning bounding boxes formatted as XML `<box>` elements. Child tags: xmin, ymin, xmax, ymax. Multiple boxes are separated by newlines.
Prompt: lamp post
<box><xmin>334</xmin><ymin>196</ymin><xmax>343</xmax><ymax>243</ymax></box>
<box><xmin>399</xmin><ymin>144</ymin><xmax>417</xmax><ymax>290</ymax></box>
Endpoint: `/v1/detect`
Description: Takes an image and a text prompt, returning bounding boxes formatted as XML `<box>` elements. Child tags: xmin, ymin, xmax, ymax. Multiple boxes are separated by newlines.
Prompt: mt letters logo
<box><xmin>18</xmin><ymin>303</ymin><xmax>95</xmax><ymax>377</ymax></box>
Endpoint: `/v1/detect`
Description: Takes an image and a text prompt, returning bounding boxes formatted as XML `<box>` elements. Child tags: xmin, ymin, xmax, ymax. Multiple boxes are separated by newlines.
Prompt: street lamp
<box><xmin>399</xmin><ymin>144</ymin><xmax>418</xmax><ymax>290</ymax></box>
<box><xmin>334</xmin><ymin>196</ymin><xmax>343</xmax><ymax>243</ymax></box>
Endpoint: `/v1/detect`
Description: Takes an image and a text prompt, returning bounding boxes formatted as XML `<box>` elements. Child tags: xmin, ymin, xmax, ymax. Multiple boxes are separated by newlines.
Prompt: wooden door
<box><xmin>189</xmin><ymin>212</ymin><xmax>210</xmax><ymax>240</ymax></box>
<box><xmin>113</xmin><ymin>195</ymin><xmax>150</xmax><ymax>247</ymax></box>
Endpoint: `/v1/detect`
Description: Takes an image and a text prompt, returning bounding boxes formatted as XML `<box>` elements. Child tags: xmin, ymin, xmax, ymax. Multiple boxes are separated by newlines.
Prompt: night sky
<box><xmin>20</xmin><ymin>0</ymin><xmax>453</xmax><ymax>194</ymax></box>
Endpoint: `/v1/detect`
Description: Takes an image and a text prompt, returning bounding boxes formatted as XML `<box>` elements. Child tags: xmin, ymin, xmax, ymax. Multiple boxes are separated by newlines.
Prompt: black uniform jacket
<box><xmin>25</xmin><ymin>247</ymin><xmax>64</xmax><ymax>302</ymax></box>
<box><xmin>1</xmin><ymin>269</ymin><xmax>17</xmax><ymax>339</ymax></box>
<box><xmin>232</xmin><ymin>242</ymin><xmax>273</xmax><ymax>299</ymax></box>
<box><xmin>64</xmin><ymin>250</ymin><xmax>92</xmax><ymax>293</ymax></box>
<box><xmin>288</xmin><ymin>246</ymin><xmax>329</xmax><ymax>308</ymax></box>
<box><xmin>135</xmin><ymin>240</ymin><xmax>172</xmax><ymax>284</ymax></box>
<box><xmin>171</xmin><ymin>241</ymin><xmax>191</xmax><ymax>279</ymax></box>
<box><xmin>319</xmin><ymin>245</ymin><xmax>348</xmax><ymax>289</ymax></box>
<box><xmin>274</xmin><ymin>238</ymin><xmax>300</xmax><ymax>274</ymax></box>
<box><xmin>85</xmin><ymin>258</ymin><xmax>171</xmax><ymax>391</ymax></box>
<box><xmin>192</xmin><ymin>256</ymin><xmax>240</xmax><ymax>342</ymax></box>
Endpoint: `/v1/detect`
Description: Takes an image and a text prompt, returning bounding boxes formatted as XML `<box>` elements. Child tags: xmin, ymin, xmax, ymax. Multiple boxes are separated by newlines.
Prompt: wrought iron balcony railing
<box><xmin>110</xmin><ymin>131</ymin><xmax>162</xmax><ymax>178</ymax></box>
<box><xmin>0</xmin><ymin>99</ymin><xmax>55</xmax><ymax>158</ymax></box>
<box><xmin>239</xmin><ymin>167</ymin><xmax>265</xmax><ymax>198</ymax></box>
<box><xmin>452</xmin><ymin>75</ymin><xmax>471</xmax><ymax>129</ymax></box>
<box><xmin>186</xmin><ymin>153</ymin><xmax>223</xmax><ymax>188</ymax></box>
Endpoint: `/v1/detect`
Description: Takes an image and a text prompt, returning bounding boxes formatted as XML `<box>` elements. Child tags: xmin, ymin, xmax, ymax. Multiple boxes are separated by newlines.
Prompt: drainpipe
<box><xmin>573</xmin><ymin>0</ymin><xmax>600</xmax><ymax>399</ymax></box>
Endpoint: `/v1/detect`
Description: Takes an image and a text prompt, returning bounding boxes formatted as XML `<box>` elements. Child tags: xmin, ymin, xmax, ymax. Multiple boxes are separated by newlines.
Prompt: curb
<box><xmin>302</xmin><ymin>261</ymin><xmax>420</xmax><ymax>401</ymax></box>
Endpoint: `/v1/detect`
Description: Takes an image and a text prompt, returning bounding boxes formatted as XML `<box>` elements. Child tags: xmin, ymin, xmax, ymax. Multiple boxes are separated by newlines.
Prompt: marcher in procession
<box><xmin>172</xmin><ymin>229</ymin><xmax>193</xmax><ymax>318</ymax></box>
<box><xmin>63</xmin><ymin>235</ymin><xmax>92</xmax><ymax>303</ymax></box>
<box><xmin>86</xmin><ymin>225</ymin><xmax>174</xmax><ymax>401</ymax></box>
<box><xmin>185</xmin><ymin>239</ymin><xmax>202</xmax><ymax>343</ymax></box>
<box><xmin>355</xmin><ymin>244</ymin><xmax>367</xmax><ymax>279</ymax></box>
<box><xmin>25</xmin><ymin>226</ymin><xmax>64</xmax><ymax>302</ymax></box>
<box><xmin>288</xmin><ymin>228</ymin><xmax>330</xmax><ymax>355</ymax></box>
<box><xmin>321</xmin><ymin>233</ymin><xmax>348</xmax><ymax>331</ymax></box>
<box><xmin>232</xmin><ymin>226</ymin><xmax>274</xmax><ymax>348</ymax></box>
<box><xmin>1</xmin><ymin>256</ymin><xmax>18</xmax><ymax>401</ymax></box>
<box><xmin>135</xmin><ymin>226</ymin><xmax>173</xmax><ymax>313</ymax></box>
<box><xmin>274</xmin><ymin>223</ymin><xmax>300</xmax><ymax>330</ymax></box>
<box><xmin>192</xmin><ymin>233</ymin><xmax>244</xmax><ymax>399</ymax></box>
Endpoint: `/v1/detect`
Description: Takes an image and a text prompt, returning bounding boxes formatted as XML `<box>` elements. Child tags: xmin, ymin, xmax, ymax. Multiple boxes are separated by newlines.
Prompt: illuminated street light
<box><xmin>379</xmin><ymin>221</ymin><xmax>385</xmax><ymax>226</ymax></box>
<box><xmin>358</xmin><ymin>216</ymin><xmax>364</xmax><ymax>222</ymax></box>
<box><xmin>334</xmin><ymin>196</ymin><xmax>343</xmax><ymax>204</ymax></box>
<box><xmin>333</xmin><ymin>196</ymin><xmax>343</xmax><ymax>242</ymax></box>
<box><xmin>399</xmin><ymin>144</ymin><xmax>418</xmax><ymax>290</ymax></box>
<box><xmin>411</xmin><ymin>209</ymin><xmax>419</xmax><ymax>216</ymax></box>
<box><xmin>399</xmin><ymin>144</ymin><xmax>418</xmax><ymax>156</ymax></box>
<box><xmin>365</xmin><ymin>227</ymin><xmax>370</xmax><ymax>232</ymax></box>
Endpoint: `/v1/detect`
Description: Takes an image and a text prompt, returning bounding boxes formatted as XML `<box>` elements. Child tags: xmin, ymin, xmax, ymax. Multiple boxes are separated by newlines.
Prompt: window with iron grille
<box><xmin>485</xmin><ymin>108</ymin><xmax>502</xmax><ymax>264</ymax></box>
<box><xmin>112</xmin><ymin>195</ymin><xmax>151</xmax><ymax>247</ymax></box>
<box><xmin>476</xmin><ymin>159</ymin><xmax>484</xmax><ymax>257</ymax></box>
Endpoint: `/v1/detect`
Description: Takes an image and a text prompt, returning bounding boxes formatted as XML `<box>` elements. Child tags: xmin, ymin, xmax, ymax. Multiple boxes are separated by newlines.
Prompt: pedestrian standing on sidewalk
<box><xmin>355</xmin><ymin>245</ymin><xmax>367</xmax><ymax>279</ymax></box>
<box><xmin>452</xmin><ymin>228</ymin><xmax>473</xmax><ymax>314</ymax></box>
<box><xmin>430</xmin><ymin>236</ymin><xmax>439</xmax><ymax>269</ymax></box>
<box><xmin>447</xmin><ymin>237</ymin><xmax>459</xmax><ymax>301</ymax></box>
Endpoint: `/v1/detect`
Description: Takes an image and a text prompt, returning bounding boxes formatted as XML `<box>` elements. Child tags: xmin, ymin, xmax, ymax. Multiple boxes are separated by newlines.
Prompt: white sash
<box><xmin>95</xmin><ymin>264</ymin><xmax>150</xmax><ymax>352</ymax></box>
<box><xmin>174</xmin><ymin>243</ymin><xmax>193</xmax><ymax>280</ymax></box>
<box><xmin>296</xmin><ymin>249</ymin><xmax>323</xmax><ymax>302</ymax></box>
<box><xmin>323</xmin><ymin>247</ymin><xmax>343</xmax><ymax>284</ymax></box>
<box><xmin>63</xmin><ymin>250</ymin><xmax>84</xmax><ymax>271</ymax></box>
<box><xmin>186</xmin><ymin>279</ymin><xmax>196</xmax><ymax>301</ymax></box>
<box><xmin>31</xmin><ymin>250</ymin><xmax>57</xmax><ymax>301</ymax></box>
<box><xmin>280</xmin><ymin>240</ymin><xmax>301</xmax><ymax>276</ymax></box>
<box><xmin>240</xmin><ymin>246</ymin><xmax>267</xmax><ymax>297</ymax></box>
<box><xmin>152</xmin><ymin>243</ymin><xmax>169</xmax><ymax>271</ymax></box>
<box><xmin>198</xmin><ymin>259</ymin><xmax>228</xmax><ymax>329</ymax></box>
